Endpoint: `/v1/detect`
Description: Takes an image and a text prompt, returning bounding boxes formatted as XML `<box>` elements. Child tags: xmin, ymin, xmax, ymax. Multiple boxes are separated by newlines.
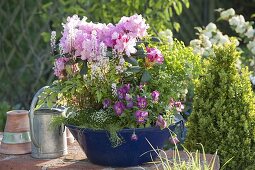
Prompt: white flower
<box><xmin>204</xmin><ymin>31</ymin><xmax>212</xmax><ymax>38</ymax></box>
<box><xmin>219</xmin><ymin>35</ymin><xmax>230</xmax><ymax>44</ymax></box>
<box><xmin>201</xmin><ymin>35</ymin><xmax>212</xmax><ymax>48</ymax></box>
<box><xmin>251</xmin><ymin>47</ymin><xmax>255</xmax><ymax>54</ymax></box>
<box><xmin>205</xmin><ymin>23</ymin><xmax>217</xmax><ymax>32</ymax></box>
<box><xmin>193</xmin><ymin>47</ymin><xmax>204</xmax><ymax>55</ymax></box>
<box><xmin>111</xmin><ymin>83</ymin><xmax>117</xmax><ymax>96</ymax></box>
<box><xmin>229</xmin><ymin>15</ymin><xmax>245</xmax><ymax>27</ymax></box>
<box><xmin>250</xmin><ymin>60</ymin><xmax>255</xmax><ymax>66</ymax></box>
<box><xmin>244</xmin><ymin>26</ymin><xmax>255</xmax><ymax>39</ymax></box>
<box><xmin>233</xmin><ymin>38</ymin><xmax>240</xmax><ymax>46</ymax></box>
<box><xmin>235</xmin><ymin>23</ymin><xmax>248</xmax><ymax>34</ymax></box>
<box><xmin>210</xmin><ymin>37</ymin><xmax>218</xmax><ymax>44</ymax></box>
<box><xmin>159</xmin><ymin>29</ymin><xmax>173</xmax><ymax>43</ymax></box>
<box><xmin>50</xmin><ymin>31</ymin><xmax>56</xmax><ymax>49</ymax></box>
<box><xmin>247</xmin><ymin>39</ymin><xmax>255</xmax><ymax>50</ymax></box>
<box><xmin>214</xmin><ymin>31</ymin><xmax>223</xmax><ymax>42</ymax></box>
<box><xmin>250</xmin><ymin>75</ymin><xmax>255</xmax><ymax>85</ymax></box>
<box><xmin>220</xmin><ymin>8</ymin><xmax>235</xmax><ymax>20</ymax></box>
<box><xmin>190</xmin><ymin>39</ymin><xmax>201</xmax><ymax>47</ymax></box>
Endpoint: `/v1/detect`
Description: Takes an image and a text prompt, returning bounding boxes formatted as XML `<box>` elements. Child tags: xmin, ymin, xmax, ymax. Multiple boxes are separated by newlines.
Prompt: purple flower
<box><xmin>113</xmin><ymin>101</ymin><xmax>125</xmax><ymax>116</ymax></box>
<box><xmin>103</xmin><ymin>99</ymin><xmax>111</xmax><ymax>109</ymax></box>
<box><xmin>156</xmin><ymin>115</ymin><xmax>167</xmax><ymax>129</ymax></box>
<box><xmin>117</xmin><ymin>84</ymin><xmax>131</xmax><ymax>99</ymax></box>
<box><xmin>135</xmin><ymin>110</ymin><xmax>148</xmax><ymax>124</ymax></box>
<box><xmin>137</xmin><ymin>96</ymin><xmax>147</xmax><ymax>109</ymax></box>
<box><xmin>126</xmin><ymin>100</ymin><xmax>134</xmax><ymax>109</ymax></box>
<box><xmin>131</xmin><ymin>132</ymin><xmax>138</xmax><ymax>141</ymax></box>
<box><xmin>117</xmin><ymin>88</ymin><xmax>126</xmax><ymax>99</ymax></box>
<box><xmin>123</xmin><ymin>84</ymin><xmax>131</xmax><ymax>93</ymax></box>
<box><xmin>125</xmin><ymin>94</ymin><xmax>132</xmax><ymax>101</ymax></box>
<box><xmin>151</xmin><ymin>90</ymin><xmax>160</xmax><ymax>103</ymax></box>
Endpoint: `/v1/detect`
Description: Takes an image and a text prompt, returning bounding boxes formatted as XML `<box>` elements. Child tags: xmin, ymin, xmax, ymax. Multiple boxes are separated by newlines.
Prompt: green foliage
<box><xmin>150</xmin><ymin>40</ymin><xmax>202</xmax><ymax>101</ymax></box>
<box><xmin>0</xmin><ymin>102</ymin><xmax>11</xmax><ymax>131</ymax></box>
<box><xmin>184</xmin><ymin>43</ymin><xmax>255</xmax><ymax>169</ymax></box>
<box><xmin>149</xmin><ymin>141</ymin><xmax>221</xmax><ymax>170</ymax></box>
<box><xmin>40</xmin><ymin>0</ymin><xmax>189</xmax><ymax>40</ymax></box>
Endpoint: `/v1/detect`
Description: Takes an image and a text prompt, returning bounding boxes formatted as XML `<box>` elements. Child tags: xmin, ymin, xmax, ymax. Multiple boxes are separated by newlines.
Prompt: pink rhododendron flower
<box><xmin>146</xmin><ymin>47</ymin><xmax>164</xmax><ymax>64</ymax></box>
<box><xmin>117</xmin><ymin>14</ymin><xmax>149</xmax><ymax>38</ymax></box>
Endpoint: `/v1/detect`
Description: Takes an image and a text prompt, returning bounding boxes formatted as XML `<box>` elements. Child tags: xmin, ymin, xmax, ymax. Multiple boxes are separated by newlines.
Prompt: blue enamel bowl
<box><xmin>66</xmin><ymin>122</ymin><xmax>180</xmax><ymax>167</ymax></box>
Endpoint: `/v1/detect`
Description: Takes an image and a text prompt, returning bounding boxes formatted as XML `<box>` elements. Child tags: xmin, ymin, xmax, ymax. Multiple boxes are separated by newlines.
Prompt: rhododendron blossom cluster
<box><xmin>59</xmin><ymin>14</ymin><xmax>148</xmax><ymax>58</ymax></box>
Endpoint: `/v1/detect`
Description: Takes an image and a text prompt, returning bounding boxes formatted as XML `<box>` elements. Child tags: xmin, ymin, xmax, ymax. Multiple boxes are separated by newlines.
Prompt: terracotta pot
<box><xmin>0</xmin><ymin>110</ymin><xmax>31</xmax><ymax>154</ymax></box>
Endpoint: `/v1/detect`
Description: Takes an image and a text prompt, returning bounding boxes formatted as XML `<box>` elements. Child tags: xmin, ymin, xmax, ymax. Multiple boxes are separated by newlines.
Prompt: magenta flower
<box><xmin>113</xmin><ymin>101</ymin><xmax>125</xmax><ymax>116</ymax></box>
<box><xmin>137</xmin><ymin>96</ymin><xmax>147</xmax><ymax>109</ymax></box>
<box><xmin>175</xmin><ymin>101</ymin><xmax>184</xmax><ymax>112</ymax></box>
<box><xmin>131</xmin><ymin>132</ymin><xmax>138</xmax><ymax>141</ymax></box>
<box><xmin>151</xmin><ymin>90</ymin><xmax>160</xmax><ymax>103</ymax></box>
<box><xmin>146</xmin><ymin>47</ymin><xmax>164</xmax><ymax>64</ymax></box>
<box><xmin>169</xmin><ymin>136</ymin><xmax>180</xmax><ymax>145</ymax></box>
<box><xmin>103</xmin><ymin>99</ymin><xmax>111</xmax><ymax>109</ymax></box>
<box><xmin>135</xmin><ymin>110</ymin><xmax>148</xmax><ymax>124</ymax></box>
<box><xmin>156</xmin><ymin>115</ymin><xmax>167</xmax><ymax>129</ymax></box>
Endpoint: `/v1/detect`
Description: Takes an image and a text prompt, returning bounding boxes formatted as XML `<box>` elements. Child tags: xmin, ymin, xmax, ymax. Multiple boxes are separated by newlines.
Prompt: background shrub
<box><xmin>184</xmin><ymin>43</ymin><xmax>255</xmax><ymax>169</ymax></box>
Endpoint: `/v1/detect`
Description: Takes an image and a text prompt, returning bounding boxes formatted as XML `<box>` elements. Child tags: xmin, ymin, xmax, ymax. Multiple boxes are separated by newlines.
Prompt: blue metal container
<box><xmin>67</xmin><ymin>121</ymin><xmax>182</xmax><ymax>167</ymax></box>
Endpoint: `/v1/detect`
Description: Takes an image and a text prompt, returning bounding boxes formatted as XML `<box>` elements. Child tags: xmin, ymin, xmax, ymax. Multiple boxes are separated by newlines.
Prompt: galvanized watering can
<box><xmin>29</xmin><ymin>86</ymin><xmax>67</xmax><ymax>159</ymax></box>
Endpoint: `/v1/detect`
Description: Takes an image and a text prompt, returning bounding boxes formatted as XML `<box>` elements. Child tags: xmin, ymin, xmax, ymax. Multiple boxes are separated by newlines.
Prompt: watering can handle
<box><xmin>29</xmin><ymin>86</ymin><xmax>50</xmax><ymax>148</ymax></box>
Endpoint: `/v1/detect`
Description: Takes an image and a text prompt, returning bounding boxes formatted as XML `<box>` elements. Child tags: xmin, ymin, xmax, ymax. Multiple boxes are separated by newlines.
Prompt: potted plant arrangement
<box><xmin>41</xmin><ymin>14</ymin><xmax>201</xmax><ymax>167</ymax></box>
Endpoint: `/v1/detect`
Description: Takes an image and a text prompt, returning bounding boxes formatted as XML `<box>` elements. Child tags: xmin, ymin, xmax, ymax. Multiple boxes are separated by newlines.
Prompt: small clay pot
<box><xmin>0</xmin><ymin>110</ymin><xmax>31</xmax><ymax>154</ymax></box>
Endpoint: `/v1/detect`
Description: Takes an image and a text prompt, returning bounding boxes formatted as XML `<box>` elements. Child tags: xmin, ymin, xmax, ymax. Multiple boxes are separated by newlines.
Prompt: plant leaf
<box><xmin>124</xmin><ymin>56</ymin><xmax>138</xmax><ymax>66</ymax></box>
<box><xmin>80</xmin><ymin>61</ymin><xmax>88</xmax><ymax>75</ymax></box>
<box><xmin>151</xmin><ymin>37</ymin><xmax>161</xmax><ymax>42</ymax></box>
<box><xmin>126</xmin><ymin>66</ymin><xmax>142</xmax><ymax>73</ymax></box>
<box><xmin>141</xmin><ymin>70</ymin><xmax>151</xmax><ymax>82</ymax></box>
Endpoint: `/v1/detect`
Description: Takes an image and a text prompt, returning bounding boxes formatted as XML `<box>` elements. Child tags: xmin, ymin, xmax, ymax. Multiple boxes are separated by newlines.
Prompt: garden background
<box><xmin>0</xmin><ymin>0</ymin><xmax>254</xmax><ymax>110</ymax></box>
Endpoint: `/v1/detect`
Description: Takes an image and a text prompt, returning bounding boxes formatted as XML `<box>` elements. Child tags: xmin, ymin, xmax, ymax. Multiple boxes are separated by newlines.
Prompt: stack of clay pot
<box><xmin>0</xmin><ymin>110</ymin><xmax>31</xmax><ymax>154</ymax></box>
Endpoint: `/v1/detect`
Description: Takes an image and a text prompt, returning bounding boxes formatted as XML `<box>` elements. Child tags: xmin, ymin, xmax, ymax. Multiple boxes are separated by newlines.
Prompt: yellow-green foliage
<box><xmin>184</xmin><ymin>43</ymin><xmax>255</xmax><ymax>169</ymax></box>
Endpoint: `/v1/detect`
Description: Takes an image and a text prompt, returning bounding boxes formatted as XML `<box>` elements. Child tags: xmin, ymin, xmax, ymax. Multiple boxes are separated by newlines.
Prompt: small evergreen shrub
<box><xmin>184</xmin><ymin>43</ymin><xmax>255</xmax><ymax>169</ymax></box>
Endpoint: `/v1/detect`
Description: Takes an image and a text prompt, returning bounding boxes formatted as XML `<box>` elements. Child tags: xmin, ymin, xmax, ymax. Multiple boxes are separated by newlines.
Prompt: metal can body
<box><xmin>31</xmin><ymin>109</ymin><xmax>67</xmax><ymax>159</ymax></box>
